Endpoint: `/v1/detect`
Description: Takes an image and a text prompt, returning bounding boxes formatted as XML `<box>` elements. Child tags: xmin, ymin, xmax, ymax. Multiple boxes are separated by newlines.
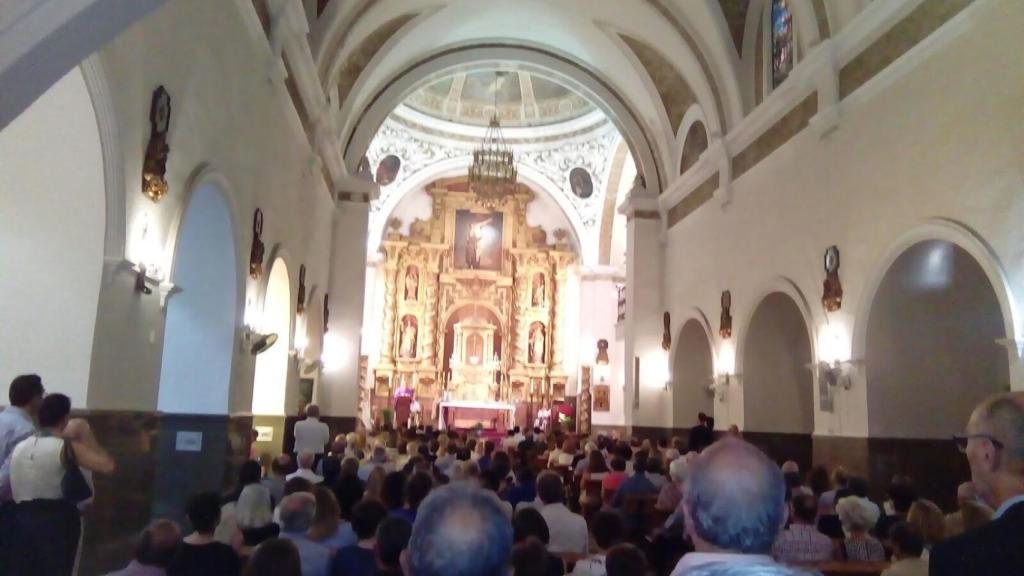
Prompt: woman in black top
<box><xmin>169</xmin><ymin>492</ymin><xmax>241</xmax><ymax>576</ymax></box>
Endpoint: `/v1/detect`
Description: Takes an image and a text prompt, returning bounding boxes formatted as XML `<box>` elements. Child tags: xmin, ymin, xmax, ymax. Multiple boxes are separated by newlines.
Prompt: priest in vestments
<box><xmin>394</xmin><ymin>386</ymin><xmax>414</xmax><ymax>429</ymax></box>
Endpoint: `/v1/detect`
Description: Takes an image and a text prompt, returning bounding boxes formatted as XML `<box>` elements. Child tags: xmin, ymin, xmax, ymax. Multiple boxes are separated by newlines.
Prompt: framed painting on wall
<box><xmin>453</xmin><ymin>210</ymin><xmax>503</xmax><ymax>271</ymax></box>
<box><xmin>593</xmin><ymin>384</ymin><xmax>610</xmax><ymax>412</ymax></box>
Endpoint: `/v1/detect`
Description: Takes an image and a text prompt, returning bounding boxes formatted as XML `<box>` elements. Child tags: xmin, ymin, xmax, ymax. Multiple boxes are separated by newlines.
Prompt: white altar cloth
<box><xmin>438</xmin><ymin>400</ymin><xmax>516</xmax><ymax>431</ymax></box>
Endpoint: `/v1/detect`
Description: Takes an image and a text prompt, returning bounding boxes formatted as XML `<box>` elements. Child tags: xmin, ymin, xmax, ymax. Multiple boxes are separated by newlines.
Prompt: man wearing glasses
<box><xmin>930</xmin><ymin>392</ymin><xmax>1024</xmax><ymax>576</ymax></box>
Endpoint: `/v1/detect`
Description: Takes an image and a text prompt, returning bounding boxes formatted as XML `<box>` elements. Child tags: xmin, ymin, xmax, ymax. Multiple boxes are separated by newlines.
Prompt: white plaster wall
<box><xmin>85</xmin><ymin>0</ymin><xmax>336</xmax><ymax>413</ymax></box>
<box><xmin>662</xmin><ymin>0</ymin><xmax>1024</xmax><ymax>436</ymax></box>
<box><xmin>0</xmin><ymin>67</ymin><xmax>103</xmax><ymax>407</ymax></box>
<box><xmin>581</xmin><ymin>276</ymin><xmax>626</xmax><ymax>427</ymax></box>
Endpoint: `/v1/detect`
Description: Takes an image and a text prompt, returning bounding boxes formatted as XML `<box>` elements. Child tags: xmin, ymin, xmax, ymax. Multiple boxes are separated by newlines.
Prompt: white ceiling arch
<box><xmin>314</xmin><ymin>0</ymin><xmax>757</xmax><ymax>195</ymax></box>
<box><xmin>341</xmin><ymin>44</ymin><xmax>666</xmax><ymax>195</ymax></box>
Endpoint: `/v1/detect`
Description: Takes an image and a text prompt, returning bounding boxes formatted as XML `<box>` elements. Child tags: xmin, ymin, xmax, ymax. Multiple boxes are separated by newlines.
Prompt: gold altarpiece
<box><xmin>370</xmin><ymin>177</ymin><xmax>575</xmax><ymax>428</ymax></box>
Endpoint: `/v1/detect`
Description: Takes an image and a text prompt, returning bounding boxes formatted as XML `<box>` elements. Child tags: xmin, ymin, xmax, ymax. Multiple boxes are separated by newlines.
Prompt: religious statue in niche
<box><xmin>529</xmin><ymin>322</ymin><xmax>546</xmax><ymax>364</ymax></box>
<box><xmin>297</xmin><ymin>265</ymin><xmax>307</xmax><ymax>314</ymax></box>
<box><xmin>399</xmin><ymin>315</ymin><xmax>418</xmax><ymax>358</ymax></box>
<box><xmin>532</xmin><ymin>273</ymin><xmax>546</xmax><ymax>307</ymax></box>
<box><xmin>822</xmin><ymin>245</ymin><xmax>843</xmax><ymax>312</ymax></box>
<box><xmin>405</xmin><ymin>265</ymin><xmax>419</xmax><ymax>301</ymax></box>
<box><xmin>720</xmin><ymin>290</ymin><xmax>733</xmax><ymax>339</ymax></box>
<box><xmin>142</xmin><ymin>86</ymin><xmax>171</xmax><ymax>202</ymax></box>
<box><xmin>454</xmin><ymin>210</ymin><xmax>503</xmax><ymax>271</ymax></box>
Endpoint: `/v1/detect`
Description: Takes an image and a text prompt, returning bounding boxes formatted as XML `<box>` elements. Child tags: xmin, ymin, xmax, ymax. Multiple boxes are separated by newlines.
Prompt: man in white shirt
<box><xmin>287</xmin><ymin>451</ymin><xmax>324</xmax><ymax>484</ymax></box>
<box><xmin>293</xmin><ymin>404</ymin><xmax>330</xmax><ymax>463</ymax></box>
<box><xmin>536</xmin><ymin>470</ymin><xmax>589</xmax><ymax>556</ymax></box>
<box><xmin>670</xmin><ymin>438</ymin><xmax>787</xmax><ymax>576</ymax></box>
<box><xmin>502</xmin><ymin>427</ymin><xmax>523</xmax><ymax>451</ymax></box>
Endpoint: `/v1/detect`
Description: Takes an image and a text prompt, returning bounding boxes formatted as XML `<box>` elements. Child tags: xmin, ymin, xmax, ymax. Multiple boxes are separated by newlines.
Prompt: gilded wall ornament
<box><xmin>142</xmin><ymin>86</ymin><xmax>171</xmax><ymax>202</ymax></box>
<box><xmin>249</xmin><ymin>209</ymin><xmax>265</xmax><ymax>280</ymax></box>
<box><xmin>720</xmin><ymin>290</ymin><xmax>733</xmax><ymax>339</ymax></box>
<box><xmin>822</xmin><ymin>245</ymin><xmax>843</xmax><ymax>312</ymax></box>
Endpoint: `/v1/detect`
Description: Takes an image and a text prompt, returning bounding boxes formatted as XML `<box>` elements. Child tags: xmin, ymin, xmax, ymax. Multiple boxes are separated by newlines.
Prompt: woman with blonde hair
<box><xmin>364</xmin><ymin>466</ymin><xmax>386</xmax><ymax>501</ymax></box>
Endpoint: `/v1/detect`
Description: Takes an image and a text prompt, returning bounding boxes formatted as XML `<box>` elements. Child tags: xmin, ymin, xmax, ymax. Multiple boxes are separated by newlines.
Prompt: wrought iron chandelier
<box><xmin>468</xmin><ymin>71</ymin><xmax>517</xmax><ymax>208</ymax></box>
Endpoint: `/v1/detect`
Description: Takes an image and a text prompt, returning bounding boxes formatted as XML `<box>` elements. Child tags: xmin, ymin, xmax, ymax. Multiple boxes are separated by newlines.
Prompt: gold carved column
<box><xmin>379</xmin><ymin>242</ymin><xmax>405</xmax><ymax>366</ymax></box>
<box><xmin>512</xmin><ymin>251</ymin><xmax>530</xmax><ymax>370</ymax></box>
<box><xmin>420</xmin><ymin>245</ymin><xmax>445</xmax><ymax>367</ymax></box>
<box><xmin>548</xmin><ymin>251</ymin><xmax>574</xmax><ymax>399</ymax></box>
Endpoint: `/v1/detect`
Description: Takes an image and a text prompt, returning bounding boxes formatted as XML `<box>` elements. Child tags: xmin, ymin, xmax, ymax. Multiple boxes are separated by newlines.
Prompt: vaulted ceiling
<box><xmin>307</xmin><ymin>0</ymin><xmax>866</xmax><ymax>194</ymax></box>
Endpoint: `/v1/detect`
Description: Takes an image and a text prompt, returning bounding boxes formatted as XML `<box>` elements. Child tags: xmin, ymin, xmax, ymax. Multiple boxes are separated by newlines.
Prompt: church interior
<box><xmin>1</xmin><ymin>0</ymin><xmax>1023</xmax><ymax>573</ymax></box>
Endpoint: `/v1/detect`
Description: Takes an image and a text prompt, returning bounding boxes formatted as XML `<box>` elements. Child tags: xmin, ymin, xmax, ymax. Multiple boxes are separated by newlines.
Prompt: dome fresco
<box><xmin>404</xmin><ymin>70</ymin><xmax>596</xmax><ymax>128</ymax></box>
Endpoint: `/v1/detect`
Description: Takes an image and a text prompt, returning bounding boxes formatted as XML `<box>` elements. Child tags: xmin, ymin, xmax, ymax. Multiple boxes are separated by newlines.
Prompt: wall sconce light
<box><xmin>812</xmin><ymin>360</ymin><xmax>860</xmax><ymax>390</ymax></box>
<box><xmin>321</xmin><ymin>332</ymin><xmax>345</xmax><ymax>373</ymax></box>
<box><xmin>813</xmin><ymin>322</ymin><xmax>859</xmax><ymax>389</ymax></box>
<box><xmin>241</xmin><ymin>296</ymin><xmax>277</xmax><ymax>355</ymax></box>
<box><xmin>128</xmin><ymin>213</ymin><xmax>176</xmax><ymax>305</ymax></box>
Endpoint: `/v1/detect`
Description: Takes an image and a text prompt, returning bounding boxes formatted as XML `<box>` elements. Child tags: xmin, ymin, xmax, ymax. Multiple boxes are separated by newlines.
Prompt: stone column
<box><xmin>621</xmin><ymin>182</ymin><xmax>666</xmax><ymax>431</ymax></box>
<box><xmin>319</xmin><ymin>198</ymin><xmax>370</xmax><ymax>419</ymax></box>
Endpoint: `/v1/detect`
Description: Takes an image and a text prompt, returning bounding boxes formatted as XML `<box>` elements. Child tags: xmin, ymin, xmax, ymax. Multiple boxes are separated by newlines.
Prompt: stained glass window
<box><xmin>772</xmin><ymin>0</ymin><xmax>794</xmax><ymax>88</ymax></box>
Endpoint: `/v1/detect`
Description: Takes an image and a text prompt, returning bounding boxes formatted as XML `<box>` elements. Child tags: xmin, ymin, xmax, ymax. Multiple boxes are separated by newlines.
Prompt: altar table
<box><xmin>438</xmin><ymin>400</ymin><xmax>516</xmax><ymax>432</ymax></box>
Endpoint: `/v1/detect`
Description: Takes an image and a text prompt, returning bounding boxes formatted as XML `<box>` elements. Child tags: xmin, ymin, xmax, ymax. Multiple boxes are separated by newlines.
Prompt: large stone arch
<box><xmin>740</xmin><ymin>286</ymin><xmax>816</xmax><ymax>434</ymax></box>
<box><xmin>0</xmin><ymin>65</ymin><xmax>105</xmax><ymax>407</ymax></box>
<box><xmin>858</xmin><ymin>226</ymin><xmax>1014</xmax><ymax>438</ymax></box>
<box><xmin>341</xmin><ymin>45</ymin><xmax>665</xmax><ymax>196</ymax></box>
<box><xmin>671</xmin><ymin>313</ymin><xmax>716</xmax><ymax>429</ymax></box>
<box><xmin>157</xmin><ymin>178</ymin><xmax>239</xmax><ymax>415</ymax></box>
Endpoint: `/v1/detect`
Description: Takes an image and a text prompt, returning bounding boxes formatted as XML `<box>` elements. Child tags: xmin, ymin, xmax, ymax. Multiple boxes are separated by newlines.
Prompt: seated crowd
<box><xmin>1</xmin><ymin>379</ymin><xmax>1023</xmax><ymax>576</ymax></box>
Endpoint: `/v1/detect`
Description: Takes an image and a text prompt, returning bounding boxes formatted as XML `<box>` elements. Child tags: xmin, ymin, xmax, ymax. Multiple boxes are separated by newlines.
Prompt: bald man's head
<box><xmin>965</xmin><ymin>392</ymin><xmax>1024</xmax><ymax>506</ymax></box>
<box><xmin>684</xmin><ymin>438</ymin><xmax>786</xmax><ymax>554</ymax></box>
<box><xmin>407</xmin><ymin>484</ymin><xmax>512</xmax><ymax>576</ymax></box>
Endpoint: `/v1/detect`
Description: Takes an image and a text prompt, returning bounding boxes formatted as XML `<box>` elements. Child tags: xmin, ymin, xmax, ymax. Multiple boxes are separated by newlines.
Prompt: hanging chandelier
<box><xmin>468</xmin><ymin>72</ymin><xmax>517</xmax><ymax>208</ymax></box>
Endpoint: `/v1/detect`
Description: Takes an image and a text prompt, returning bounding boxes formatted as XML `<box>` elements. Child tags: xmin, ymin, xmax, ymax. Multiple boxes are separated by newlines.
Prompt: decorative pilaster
<box><xmin>512</xmin><ymin>252</ymin><xmax>530</xmax><ymax>369</ymax></box>
<box><xmin>379</xmin><ymin>242</ymin><xmax>404</xmax><ymax>365</ymax></box>
<box><xmin>421</xmin><ymin>245</ymin><xmax>445</xmax><ymax>365</ymax></box>
<box><xmin>549</xmin><ymin>252</ymin><xmax>575</xmax><ymax>374</ymax></box>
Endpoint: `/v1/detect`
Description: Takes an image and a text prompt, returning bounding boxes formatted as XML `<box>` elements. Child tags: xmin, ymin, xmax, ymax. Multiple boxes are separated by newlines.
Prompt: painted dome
<box><xmin>404</xmin><ymin>70</ymin><xmax>596</xmax><ymax>128</ymax></box>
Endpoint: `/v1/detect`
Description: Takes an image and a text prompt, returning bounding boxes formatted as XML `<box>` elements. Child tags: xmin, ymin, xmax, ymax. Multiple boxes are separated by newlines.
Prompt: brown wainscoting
<box><xmin>865</xmin><ymin>437</ymin><xmax>967</xmax><ymax>512</ymax></box>
<box><xmin>744</xmin><ymin>431</ymin><xmax>814</xmax><ymax>473</ymax></box>
<box><xmin>77</xmin><ymin>411</ymin><xmax>254</xmax><ymax>575</ymax></box>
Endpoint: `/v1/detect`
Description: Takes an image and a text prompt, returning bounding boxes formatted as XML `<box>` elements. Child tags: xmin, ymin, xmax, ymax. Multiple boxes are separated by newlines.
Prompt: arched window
<box><xmin>771</xmin><ymin>0</ymin><xmax>794</xmax><ymax>87</ymax></box>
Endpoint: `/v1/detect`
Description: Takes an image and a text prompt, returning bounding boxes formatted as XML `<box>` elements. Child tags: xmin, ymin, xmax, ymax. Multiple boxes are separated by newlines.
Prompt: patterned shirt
<box><xmin>844</xmin><ymin>535</ymin><xmax>886</xmax><ymax>562</ymax></box>
<box><xmin>771</xmin><ymin>523</ymin><xmax>834</xmax><ymax>563</ymax></box>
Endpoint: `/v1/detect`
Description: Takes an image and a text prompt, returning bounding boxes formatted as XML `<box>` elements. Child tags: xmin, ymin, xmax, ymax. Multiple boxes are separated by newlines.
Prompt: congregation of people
<box><xmin>1</xmin><ymin>375</ymin><xmax>1023</xmax><ymax>576</ymax></box>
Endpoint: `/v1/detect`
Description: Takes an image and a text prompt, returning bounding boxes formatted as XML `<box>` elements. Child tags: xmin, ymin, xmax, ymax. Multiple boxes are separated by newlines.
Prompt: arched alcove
<box><xmin>0</xmin><ymin>66</ymin><xmax>104</xmax><ymax>406</ymax></box>
<box><xmin>672</xmin><ymin>319</ymin><xmax>714</xmax><ymax>428</ymax></box>
<box><xmin>866</xmin><ymin>240</ymin><xmax>1009</xmax><ymax>438</ymax></box>
<box><xmin>743</xmin><ymin>292</ymin><xmax>814</xmax><ymax>433</ymax></box>
<box><xmin>157</xmin><ymin>183</ymin><xmax>237</xmax><ymax>414</ymax></box>
<box><xmin>252</xmin><ymin>258</ymin><xmax>292</xmax><ymax>415</ymax></box>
